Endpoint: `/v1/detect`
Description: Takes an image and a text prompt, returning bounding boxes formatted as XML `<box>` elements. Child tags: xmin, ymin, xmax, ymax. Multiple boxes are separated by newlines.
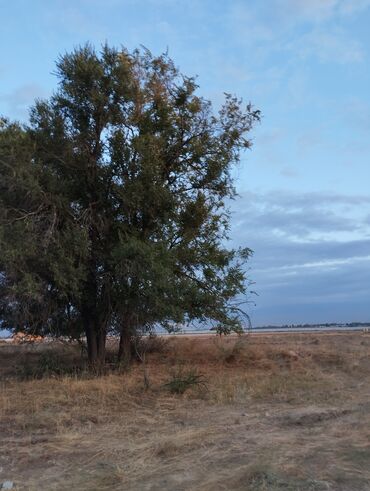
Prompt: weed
<box><xmin>141</xmin><ymin>334</ymin><xmax>169</xmax><ymax>354</ymax></box>
<box><xmin>163</xmin><ymin>367</ymin><xmax>207</xmax><ymax>394</ymax></box>
<box><xmin>341</xmin><ymin>444</ymin><xmax>370</xmax><ymax>467</ymax></box>
<box><xmin>16</xmin><ymin>351</ymin><xmax>82</xmax><ymax>379</ymax></box>
<box><xmin>242</xmin><ymin>467</ymin><xmax>329</xmax><ymax>491</ymax></box>
<box><xmin>213</xmin><ymin>335</ymin><xmax>248</xmax><ymax>363</ymax></box>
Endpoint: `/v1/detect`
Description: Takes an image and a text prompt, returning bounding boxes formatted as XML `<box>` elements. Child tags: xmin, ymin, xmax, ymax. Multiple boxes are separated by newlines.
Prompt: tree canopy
<box><xmin>0</xmin><ymin>44</ymin><xmax>260</xmax><ymax>369</ymax></box>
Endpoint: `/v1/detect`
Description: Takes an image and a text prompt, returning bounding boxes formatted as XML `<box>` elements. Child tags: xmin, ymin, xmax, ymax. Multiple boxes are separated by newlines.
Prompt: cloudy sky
<box><xmin>1</xmin><ymin>0</ymin><xmax>369</xmax><ymax>325</ymax></box>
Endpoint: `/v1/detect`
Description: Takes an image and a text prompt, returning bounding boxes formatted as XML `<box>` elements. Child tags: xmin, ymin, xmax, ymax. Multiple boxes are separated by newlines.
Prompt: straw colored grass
<box><xmin>0</xmin><ymin>332</ymin><xmax>369</xmax><ymax>490</ymax></box>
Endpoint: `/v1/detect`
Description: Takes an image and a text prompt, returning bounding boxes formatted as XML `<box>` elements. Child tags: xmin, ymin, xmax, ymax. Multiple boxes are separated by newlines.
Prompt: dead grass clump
<box><xmin>35</xmin><ymin>464</ymin><xmax>125</xmax><ymax>491</ymax></box>
<box><xmin>248</xmin><ymin>369</ymin><xmax>338</xmax><ymax>404</ymax></box>
<box><xmin>280</xmin><ymin>407</ymin><xmax>352</xmax><ymax>426</ymax></box>
<box><xmin>328</xmin><ymin>469</ymin><xmax>370</xmax><ymax>491</ymax></box>
<box><xmin>332</xmin><ymin>444</ymin><xmax>370</xmax><ymax>489</ymax></box>
<box><xmin>311</xmin><ymin>351</ymin><xmax>347</xmax><ymax>368</ymax></box>
<box><xmin>209</xmin><ymin>373</ymin><xmax>250</xmax><ymax>404</ymax></box>
<box><xmin>154</xmin><ymin>439</ymin><xmax>183</xmax><ymax>458</ymax></box>
<box><xmin>237</xmin><ymin>465</ymin><xmax>329</xmax><ymax>491</ymax></box>
<box><xmin>147</xmin><ymin>334</ymin><xmax>170</xmax><ymax>353</ymax></box>
<box><xmin>0</xmin><ymin>373</ymin><xmax>143</xmax><ymax>436</ymax></box>
<box><xmin>135</xmin><ymin>333</ymin><xmax>169</xmax><ymax>356</ymax></box>
<box><xmin>265</xmin><ymin>349</ymin><xmax>301</xmax><ymax>369</ymax></box>
<box><xmin>202</xmin><ymin>462</ymin><xmax>330</xmax><ymax>491</ymax></box>
<box><xmin>208</xmin><ymin>365</ymin><xmax>341</xmax><ymax>405</ymax></box>
<box><xmin>212</xmin><ymin>336</ymin><xmax>249</xmax><ymax>363</ymax></box>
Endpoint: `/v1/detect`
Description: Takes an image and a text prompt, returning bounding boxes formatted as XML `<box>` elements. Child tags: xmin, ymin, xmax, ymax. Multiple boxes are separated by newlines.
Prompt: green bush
<box><xmin>164</xmin><ymin>367</ymin><xmax>207</xmax><ymax>394</ymax></box>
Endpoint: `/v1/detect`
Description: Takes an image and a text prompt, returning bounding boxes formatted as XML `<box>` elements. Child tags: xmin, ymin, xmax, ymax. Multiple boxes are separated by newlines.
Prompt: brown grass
<box><xmin>0</xmin><ymin>332</ymin><xmax>369</xmax><ymax>490</ymax></box>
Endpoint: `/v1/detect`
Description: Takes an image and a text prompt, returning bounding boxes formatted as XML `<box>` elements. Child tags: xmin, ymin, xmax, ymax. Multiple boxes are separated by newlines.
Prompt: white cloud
<box><xmin>231</xmin><ymin>190</ymin><xmax>370</xmax><ymax>324</ymax></box>
<box><xmin>255</xmin><ymin>254</ymin><xmax>370</xmax><ymax>274</ymax></box>
<box><xmin>228</xmin><ymin>0</ymin><xmax>368</xmax><ymax>65</ymax></box>
<box><xmin>294</xmin><ymin>28</ymin><xmax>364</xmax><ymax>63</ymax></box>
<box><xmin>279</xmin><ymin>0</ymin><xmax>340</xmax><ymax>23</ymax></box>
<box><xmin>232</xmin><ymin>190</ymin><xmax>370</xmax><ymax>246</ymax></box>
<box><xmin>280</xmin><ymin>166</ymin><xmax>299</xmax><ymax>178</ymax></box>
<box><xmin>279</xmin><ymin>0</ymin><xmax>370</xmax><ymax>23</ymax></box>
<box><xmin>338</xmin><ymin>0</ymin><xmax>370</xmax><ymax>15</ymax></box>
<box><xmin>0</xmin><ymin>84</ymin><xmax>48</xmax><ymax>120</ymax></box>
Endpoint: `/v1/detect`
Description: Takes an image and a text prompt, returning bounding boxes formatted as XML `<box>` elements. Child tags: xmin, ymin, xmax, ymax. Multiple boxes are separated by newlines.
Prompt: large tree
<box><xmin>0</xmin><ymin>45</ymin><xmax>260</xmax><ymax>370</ymax></box>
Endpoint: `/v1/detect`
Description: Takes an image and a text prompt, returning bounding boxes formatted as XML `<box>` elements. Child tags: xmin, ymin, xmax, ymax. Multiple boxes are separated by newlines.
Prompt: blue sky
<box><xmin>1</xmin><ymin>0</ymin><xmax>369</xmax><ymax>325</ymax></box>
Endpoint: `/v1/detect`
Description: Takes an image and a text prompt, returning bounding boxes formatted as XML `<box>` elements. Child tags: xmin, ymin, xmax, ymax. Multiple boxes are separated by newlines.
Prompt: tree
<box><xmin>0</xmin><ymin>44</ymin><xmax>260</xmax><ymax>370</ymax></box>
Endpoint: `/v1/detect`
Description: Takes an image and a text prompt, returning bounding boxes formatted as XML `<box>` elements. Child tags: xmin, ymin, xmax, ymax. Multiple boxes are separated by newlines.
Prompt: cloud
<box><xmin>0</xmin><ymin>84</ymin><xmax>48</xmax><ymax>120</ymax></box>
<box><xmin>293</xmin><ymin>28</ymin><xmax>364</xmax><ymax>63</ymax></box>
<box><xmin>280</xmin><ymin>166</ymin><xmax>299</xmax><ymax>178</ymax></box>
<box><xmin>256</xmin><ymin>254</ymin><xmax>370</xmax><ymax>275</ymax></box>
<box><xmin>230</xmin><ymin>191</ymin><xmax>370</xmax><ymax>324</ymax></box>
<box><xmin>279</xmin><ymin>0</ymin><xmax>340</xmax><ymax>23</ymax></box>
<box><xmin>279</xmin><ymin>0</ymin><xmax>370</xmax><ymax>23</ymax></box>
<box><xmin>233</xmin><ymin>191</ymin><xmax>370</xmax><ymax>242</ymax></box>
<box><xmin>227</xmin><ymin>0</ymin><xmax>368</xmax><ymax>67</ymax></box>
<box><xmin>279</xmin><ymin>0</ymin><xmax>368</xmax><ymax>64</ymax></box>
<box><xmin>43</xmin><ymin>6</ymin><xmax>106</xmax><ymax>40</ymax></box>
<box><xmin>337</xmin><ymin>0</ymin><xmax>370</xmax><ymax>16</ymax></box>
<box><xmin>342</xmin><ymin>98</ymin><xmax>370</xmax><ymax>131</ymax></box>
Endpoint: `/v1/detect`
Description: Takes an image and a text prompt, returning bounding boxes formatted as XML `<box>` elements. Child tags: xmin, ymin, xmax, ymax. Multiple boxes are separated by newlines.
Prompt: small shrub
<box><xmin>16</xmin><ymin>351</ymin><xmax>81</xmax><ymax>379</ymax></box>
<box><xmin>213</xmin><ymin>335</ymin><xmax>248</xmax><ymax>363</ymax></box>
<box><xmin>37</xmin><ymin>352</ymin><xmax>65</xmax><ymax>375</ymax></box>
<box><xmin>164</xmin><ymin>367</ymin><xmax>207</xmax><ymax>394</ymax></box>
<box><xmin>140</xmin><ymin>334</ymin><xmax>169</xmax><ymax>354</ymax></box>
<box><xmin>131</xmin><ymin>334</ymin><xmax>169</xmax><ymax>361</ymax></box>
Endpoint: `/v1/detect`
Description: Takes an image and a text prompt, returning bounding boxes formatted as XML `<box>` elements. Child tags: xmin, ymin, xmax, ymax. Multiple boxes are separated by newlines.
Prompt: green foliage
<box><xmin>0</xmin><ymin>44</ymin><xmax>260</xmax><ymax>367</ymax></box>
<box><xmin>164</xmin><ymin>367</ymin><xmax>207</xmax><ymax>394</ymax></box>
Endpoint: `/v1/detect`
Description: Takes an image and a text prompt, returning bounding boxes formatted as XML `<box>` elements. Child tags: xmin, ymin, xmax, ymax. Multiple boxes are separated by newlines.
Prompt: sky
<box><xmin>1</xmin><ymin>0</ymin><xmax>369</xmax><ymax>326</ymax></box>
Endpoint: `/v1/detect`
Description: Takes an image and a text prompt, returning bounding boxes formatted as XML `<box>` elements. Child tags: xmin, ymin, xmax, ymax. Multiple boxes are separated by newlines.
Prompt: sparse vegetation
<box><xmin>0</xmin><ymin>332</ymin><xmax>369</xmax><ymax>490</ymax></box>
<box><xmin>163</xmin><ymin>366</ymin><xmax>207</xmax><ymax>394</ymax></box>
<box><xmin>236</xmin><ymin>465</ymin><xmax>329</xmax><ymax>491</ymax></box>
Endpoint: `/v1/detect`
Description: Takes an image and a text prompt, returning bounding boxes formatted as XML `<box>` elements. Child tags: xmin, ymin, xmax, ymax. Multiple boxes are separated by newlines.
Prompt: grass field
<box><xmin>0</xmin><ymin>332</ymin><xmax>369</xmax><ymax>490</ymax></box>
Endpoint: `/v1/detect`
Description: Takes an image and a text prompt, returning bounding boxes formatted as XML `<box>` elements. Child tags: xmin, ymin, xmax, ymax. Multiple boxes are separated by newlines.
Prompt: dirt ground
<box><xmin>0</xmin><ymin>332</ymin><xmax>369</xmax><ymax>490</ymax></box>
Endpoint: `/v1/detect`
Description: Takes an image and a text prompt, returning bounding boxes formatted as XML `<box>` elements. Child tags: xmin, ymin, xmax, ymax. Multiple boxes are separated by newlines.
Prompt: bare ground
<box><xmin>0</xmin><ymin>332</ymin><xmax>369</xmax><ymax>490</ymax></box>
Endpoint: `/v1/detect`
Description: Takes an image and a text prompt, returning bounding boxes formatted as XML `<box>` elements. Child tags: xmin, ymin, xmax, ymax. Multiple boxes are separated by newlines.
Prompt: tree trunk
<box><xmin>118</xmin><ymin>325</ymin><xmax>132</xmax><ymax>367</ymax></box>
<box><xmin>85</xmin><ymin>316</ymin><xmax>106</xmax><ymax>373</ymax></box>
<box><xmin>85</xmin><ymin>321</ymin><xmax>97</xmax><ymax>365</ymax></box>
<box><xmin>97</xmin><ymin>329</ymin><xmax>106</xmax><ymax>366</ymax></box>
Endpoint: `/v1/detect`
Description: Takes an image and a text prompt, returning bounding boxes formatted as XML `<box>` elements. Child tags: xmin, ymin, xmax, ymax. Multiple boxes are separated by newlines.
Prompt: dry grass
<box><xmin>0</xmin><ymin>332</ymin><xmax>369</xmax><ymax>490</ymax></box>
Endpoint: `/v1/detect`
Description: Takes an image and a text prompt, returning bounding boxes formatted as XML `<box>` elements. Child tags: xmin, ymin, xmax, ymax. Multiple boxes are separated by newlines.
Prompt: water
<box><xmin>1</xmin><ymin>324</ymin><xmax>368</xmax><ymax>340</ymax></box>
<box><xmin>165</xmin><ymin>325</ymin><xmax>369</xmax><ymax>335</ymax></box>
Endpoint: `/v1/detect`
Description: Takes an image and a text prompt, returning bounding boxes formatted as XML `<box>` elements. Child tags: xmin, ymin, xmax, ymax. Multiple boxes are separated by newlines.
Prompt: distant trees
<box><xmin>0</xmin><ymin>44</ymin><xmax>260</xmax><ymax>370</ymax></box>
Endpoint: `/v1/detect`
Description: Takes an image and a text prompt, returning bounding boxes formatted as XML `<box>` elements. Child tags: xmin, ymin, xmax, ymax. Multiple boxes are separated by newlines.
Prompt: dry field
<box><xmin>0</xmin><ymin>332</ymin><xmax>369</xmax><ymax>490</ymax></box>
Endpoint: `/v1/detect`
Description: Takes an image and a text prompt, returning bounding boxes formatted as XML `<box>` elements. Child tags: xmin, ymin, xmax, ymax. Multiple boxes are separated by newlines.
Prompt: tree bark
<box><xmin>97</xmin><ymin>328</ymin><xmax>106</xmax><ymax>366</ymax></box>
<box><xmin>84</xmin><ymin>316</ymin><xmax>106</xmax><ymax>372</ymax></box>
<box><xmin>85</xmin><ymin>319</ymin><xmax>97</xmax><ymax>364</ymax></box>
<box><xmin>118</xmin><ymin>323</ymin><xmax>132</xmax><ymax>367</ymax></box>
